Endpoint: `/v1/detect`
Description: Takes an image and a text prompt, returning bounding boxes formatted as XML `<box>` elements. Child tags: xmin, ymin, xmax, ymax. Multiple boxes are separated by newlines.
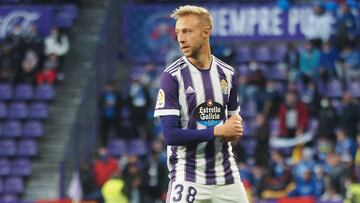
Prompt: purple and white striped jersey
<box><xmin>154</xmin><ymin>55</ymin><xmax>241</xmax><ymax>185</ymax></box>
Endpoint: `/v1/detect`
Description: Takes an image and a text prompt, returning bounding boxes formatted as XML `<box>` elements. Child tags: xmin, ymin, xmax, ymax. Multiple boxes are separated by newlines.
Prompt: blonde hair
<box><xmin>171</xmin><ymin>5</ymin><xmax>213</xmax><ymax>28</ymax></box>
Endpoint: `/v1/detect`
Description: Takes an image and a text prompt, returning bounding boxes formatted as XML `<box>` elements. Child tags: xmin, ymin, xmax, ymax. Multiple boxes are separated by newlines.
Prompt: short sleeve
<box><xmin>227</xmin><ymin>72</ymin><xmax>240</xmax><ymax>116</ymax></box>
<box><xmin>154</xmin><ymin>72</ymin><xmax>180</xmax><ymax>117</ymax></box>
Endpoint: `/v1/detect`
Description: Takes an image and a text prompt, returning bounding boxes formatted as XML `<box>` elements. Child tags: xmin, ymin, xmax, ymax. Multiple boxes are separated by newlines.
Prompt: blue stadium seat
<box><xmin>0</xmin><ymin>102</ymin><xmax>7</xmax><ymax>119</ymax></box>
<box><xmin>35</xmin><ymin>84</ymin><xmax>55</xmax><ymax>101</ymax></box>
<box><xmin>28</xmin><ymin>102</ymin><xmax>49</xmax><ymax>119</ymax></box>
<box><xmin>128</xmin><ymin>139</ymin><xmax>147</xmax><ymax>155</ymax></box>
<box><xmin>17</xmin><ymin>139</ymin><xmax>38</xmax><ymax>157</ymax></box>
<box><xmin>0</xmin><ymin>139</ymin><xmax>16</xmax><ymax>157</ymax></box>
<box><xmin>2</xmin><ymin>120</ymin><xmax>22</xmax><ymax>138</ymax></box>
<box><xmin>0</xmin><ymin>84</ymin><xmax>12</xmax><ymax>101</ymax></box>
<box><xmin>14</xmin><ymin>84</ymin><xmax>34</xmax><ymax>101</ymax></box>
<box><xmin>108</xmin><ymin>138</ymin><xmax>128</xmax><ymax>156</ymax></box>
<box><xmin>23</xmin><ymin>121</ymin><xmax>43</xmax><ymax>138</ymax></box>
<box><xmin>235</xmin><ymin>46</ymin><xmax>252</xmax><ymax>63</ymax></box>
<box><xmin>8</xmin><ymin>102</ymin><xmax>28</xmax><ymax>119</ymax></box>
<box><xmin>11</xmin><ymin>159</ymin><xmax>31</xmax><ymax>176</ymax></box>
<box><xmin>0</xmin><ymin>158</ymin><xmax>10</xmax><ymax>176</ymax></box>
<box><xmin>4</xmin><ymin>176</ymin><xmax>24</xmax><ymax>194</ymax></box>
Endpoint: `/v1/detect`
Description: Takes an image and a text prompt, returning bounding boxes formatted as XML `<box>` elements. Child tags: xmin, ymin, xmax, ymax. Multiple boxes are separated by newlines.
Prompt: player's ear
<box><xmin>203</xmin><ymin>26</ymin><xmax>211</xmax><ymax>38</ymax></box>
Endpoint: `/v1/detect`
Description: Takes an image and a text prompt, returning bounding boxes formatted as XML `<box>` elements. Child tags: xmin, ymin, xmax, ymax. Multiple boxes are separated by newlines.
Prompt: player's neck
<box><xmin>187</xmin><ymin>48</ymin><xmax>212</xmax><ymax>70</ymax></box>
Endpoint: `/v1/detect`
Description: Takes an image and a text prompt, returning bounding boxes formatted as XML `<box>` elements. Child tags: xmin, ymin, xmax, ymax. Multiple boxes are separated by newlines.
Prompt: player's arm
<box><xmin>160</xmin><ymin>115</ymin><xmax>242</xmax><ymax>146</ymax></box>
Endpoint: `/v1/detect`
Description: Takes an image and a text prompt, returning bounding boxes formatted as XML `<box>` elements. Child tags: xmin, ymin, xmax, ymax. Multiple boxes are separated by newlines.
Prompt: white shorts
<box><xmin>166</xmin><ymin>180</ymin><xmax>249</xmax><ymax>203</ymax></box>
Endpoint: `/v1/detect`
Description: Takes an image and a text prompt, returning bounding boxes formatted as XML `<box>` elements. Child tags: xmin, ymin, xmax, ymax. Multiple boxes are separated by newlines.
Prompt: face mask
<box><xmin>320</xmin><ymin>99</ymin><xmax>329</xmax><ymax>108</ymax></box>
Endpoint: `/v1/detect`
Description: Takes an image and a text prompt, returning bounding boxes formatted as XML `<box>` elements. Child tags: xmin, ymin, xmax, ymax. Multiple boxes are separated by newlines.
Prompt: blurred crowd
<box><xmin>87</xmin><ymin>1</ymin><xmax>360</xmax><ymax>203</ymax></box>
<box><xmin>0</xmin><ymin>25</ymin><xmax>69</xmax><ymax>85</ymax></box>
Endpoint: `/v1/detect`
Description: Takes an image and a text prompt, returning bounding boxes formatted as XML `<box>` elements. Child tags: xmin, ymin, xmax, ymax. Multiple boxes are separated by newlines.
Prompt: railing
<box><xmin>59</xmin><ymin>0</ymin><xmax>122</xmax><ymax>198</ymax></box>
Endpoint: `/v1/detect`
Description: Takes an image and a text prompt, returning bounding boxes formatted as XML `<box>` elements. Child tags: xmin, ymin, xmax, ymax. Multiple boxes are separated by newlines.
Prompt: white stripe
<box><xmin>186</xmin><ymin>58</ymin><xmax>207</xmax><ymax>185</ymax></box>
<box><xmin>154</xmin><ymin>109</ymin><xmax>180</xmax><ymax>117</ymax></box>
<box><xmin>210</xmin><ymin>60</ymin><xmax>226</xmax><ymax>185</ymax></box>
<box><xmin>214</xmin><ymin>57</ymin><xmax>235</xmax><ymax>72</ymax></box>
<box><xmin>228</xmin><ymin>143</ymin><xmax>241</xmax><ymax>183</ymax></box>
<box><xmin>176</xmin><ymin>71</ymin><xmax>189</xmax><ymax>129</ymax></box>
<box><xmin>175</xmin><ymin>146</ymin><xmax>187</xmax><ymax>182</ymax></box>
<box><xmin>228</xmin><ymin>107</ymin><xmax>240</xmax><ymax>115</ymax></box>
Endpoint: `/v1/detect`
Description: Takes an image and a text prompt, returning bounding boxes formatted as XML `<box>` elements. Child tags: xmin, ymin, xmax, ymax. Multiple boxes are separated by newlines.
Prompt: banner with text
<box><xmin>122</xmin><ymin>4</ymin><xmax>330</xmax><ymax>62</ymax></box>
<box><xmin>0</xmin><ymin>4</ymin><xmax>78</xmax><ymax>39</ymax></box>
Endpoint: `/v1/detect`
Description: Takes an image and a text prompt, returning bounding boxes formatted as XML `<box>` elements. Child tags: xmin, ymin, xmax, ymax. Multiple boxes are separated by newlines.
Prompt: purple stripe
<box><xmin>216</xmin><ymin>65</ymin><xmax>228</xmax><ymax>114</ymax></box>
<box><xmin>169</xmin><ymin>146</ymin><xmax>178</xmax><ymax>181</ymax></box>
<box><xmin>181</xmin><ymin>66</ymin><xmax>197</xmax><ymax>182</ymax></box>
<box><xmin>214</xmin><ymin>58</ymin><xmax>234</xmax><ymax>73</ymax></box>
<box><xmin>168</xmin><ymin>61</ymin><xmax>186</xmax><ymax>74</ymax></box>
<box><xmin>201</xmin><ymin>71</ymin><xmax>216</xmax><ymax>185</ymax></box>
<box><xmin>222</xmin><ymin>142</ymin><xmax>234</xmax><ymax>184</ymax></box>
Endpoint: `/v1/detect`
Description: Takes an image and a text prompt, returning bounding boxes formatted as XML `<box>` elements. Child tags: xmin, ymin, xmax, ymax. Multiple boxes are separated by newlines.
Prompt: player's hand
<box><xmin>214</xmin><ymin>114</ymin><xmax>243</xmax><ymax>140</ymax></box>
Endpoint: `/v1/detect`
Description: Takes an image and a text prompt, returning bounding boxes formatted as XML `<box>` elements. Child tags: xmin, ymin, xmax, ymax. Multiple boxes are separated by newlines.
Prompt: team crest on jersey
<box><xmin>194</xmin><ymin>99</ymin><xmax>225</xmax><ymax>127</ymax></box>
<box><xmin>220</xmin><ymin>79</ymin><xmax>229</xmax><ymax>95</ymax></box>
<box><xmin>155</xmin><ymin>89</ymin><xmax>165</xmax><ymax>109</ymax></box>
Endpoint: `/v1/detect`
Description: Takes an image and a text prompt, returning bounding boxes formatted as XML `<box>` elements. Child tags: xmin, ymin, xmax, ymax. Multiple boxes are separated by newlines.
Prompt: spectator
<box><xmin>278</xmin><ymin>91</ymin><xmax>309</xmax><ymax>138</ymax></box>
<box><xmin>80</xmin><ymin>161</ymin><xmax>103</xmax><ymax>202</ymax></box>
<box><xmin>93</xmin><ymin>147</ymin><xmax>119</xmax><ymax>188</ymax></box>
<box><xmin>298</xmin><ymin>80</ymin><xmax>321</xmax><ymax>117</ymax></box>
<box><xmin>23</xmin><ymin>23</ymin><xmax>44</xmax><ymax>59</ymax></box>
<box><xmin>261</xmin><ymin>150</ymin><xmax>294</xmax><ymax>199</ymax></box>
<box><xmin>283</xmin><ymin>42</ymin><xmax>300</xmax><ymax>82</ymax></box>
<box><xmin>36</xmin><ymin>53</ymin><xmax>58</xmax><ymax>84</ymax></box>
<box><xmin>299</xmin><ymin>41</ymin><xmax>321</xmax><ymax>85</ymax></box>
<box><xmin>339</xmin><ymin>91</ymin><xmax>360</xmax><ymax>139</ymax></box>
<box><xmin>316</xmin><ymin>97</ymin><xmax>338</xmax><ymax>141</ymax></box>
<box><xmin>355</xmin><ymin>133</ymin><xmax>360</xmax><ymax>182</ymax></box>
<box><xmin>99</xmin><ymin>81</ymin><xmax>123</xmax><ymax>146</ymax></box>
<box><xmin>44</xmin><ymin>27</ymin><xmax>69</xmax><ymax>80</ymax></box>
<box><xmin>337</xmin><ymin>46</ymin><xmax>360</xmax><ymax>84</ymax></box>
<box><xmin>140</xmin><ymin>148</ymin><xmax>167</xmax><ymax>203</ymax></box>
<box><xmin>334</xmin><ymin>3</ymin><xmax>357</xmax><ymax>50</ymax></box>
<box><xmin>334</xmin><ymin>128</ymin><xmax>356</xmax><ymax>163</ymax></box>
<box><xmin>318</xmin><ymin>41</ymin><xmax>339</xmax><ymax>85</ymax></box>
<box><xmin>127</xmin><ymin>76</ymin><xmax>151</xmax><ymax>138</ymax></box>
<box><xmin>254</xmin><ymin>114</ymin><xmax>270</xmax><ymax>167</ymax></box>
<box><xmin>123</xmin><ymin>155</ymin><xmax>142</xmax><ymax>203</ymax></box>
<box><xmin>16</xmin><ymin>49</ymin><xmax>38</xmax><ymax>84</ymax></box>
<box><xmin>101</xmin><ymin>170</ymin><xmax>129</xmax><ymax>203</ymax></box>
<box><xmin>288</xmin><ymin>169</ymin><xmax>318</xmax><ymax>197</ymax></box>
<box><xmin>303</xmin><ymin>3</ymin><xmax>333</xmax><ymax>49</ymax></box>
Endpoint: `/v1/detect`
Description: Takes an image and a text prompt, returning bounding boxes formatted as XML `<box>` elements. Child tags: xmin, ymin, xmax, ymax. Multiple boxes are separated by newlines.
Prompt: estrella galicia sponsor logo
<box><xmin>194</xmin><ymin>99</ymin><xmax>225</xmax><ymax>127</ymax></box>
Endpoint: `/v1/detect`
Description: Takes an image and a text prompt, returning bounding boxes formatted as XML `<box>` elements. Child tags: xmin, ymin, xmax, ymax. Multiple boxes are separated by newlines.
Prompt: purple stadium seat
<box><xmin>34</xmin><ymin>84</ymin><xmax>55</xmax><ymax>101</ymax></box>
<box><xmin>14</xmin><ymin>84</ymin><xmax>34</xmax><ymax>101</ymax></box>
<box><xmin>240</xmin><ymin>101</ymin><xmax>256</xmax><ymax>118</ymax></box>
<box><xmin>0</xmin><ymin>158</ymin><xmax>10</xmax><ymax>176</ymax></box>
<box><xmin>326</xmin><ymin>80</ymin><xmax>343</xmax><ymax>98</ymax></box>
<box><xmin>4</xmin><ymin>176</ymin><xmax>24</xmax><ymax>194</ymax></box>
<box><xmin>255</xmin><ymin>45</ymin><xmax>272</xmax><ymax>62</ymax></box>
<box><xmin>264</xmin><ymin>64</ymin><xmax>287</xmax><ymax>80</ymax></box>
<box><xmin>0</xmin><ymin>84</ymin><xmax>12</xmax><ymax>101</ymax></box>
<box><xmin>0</xmin><ymin>194</ymin><xmax>18</xmax><ymax>203</ymax></box>
<box><xmin>128</xmin><ymin>139</ymin><xmax>147</xmax><ymax>155</ymax></box>
<box><xmin>23</xmin><ymin>120</ymin><xmax>43</xmax><ymax>138</ymax></box>
<box><xmin>272</xmin><ymin>44</ymin><xmax>287</xmax><ymax>62</ymax></box>
<box><xmin>11</xmin><ymin>159</ymin><xmax>31</xmax><ymax>176</ymax></box>
<box><xmin>0</xmin><ymin>102</ymin><xmax>7</xmax><ymax>119</ymax></box>
<box><xmin>349</xmin><ymin>81</ymin><xmax>360</xmax><ymax>98</ymax></box>
<box><xmin>108</xmin><ymin>139</ymin><xmax>128</xmax><ymax>156</ymax></box>
<box><xmin>8</xmin><ymin>102</ymin><xmax>28</xmax><ymax>119</ymax></box>
<box><xmin>269</xmin><ymin>118</ymin><xmax>280</xmax><ymax>137</ymax></box>
<box><xmin>17</xmin><ymin>139</ymin><xmax>38</xmax><ymax>157</ymax></box>
<box><xmin>28</xmin><ymin>102</ymin><xmax>49</xmax><ymax>119</ymax></box>
<box><xmin>0</xmin><ymin>139</ymin><xmax>16</xmax><ymax>156</ymax></box>
<box><xmin>235</xmin><ymin>46</ymin><xmax>252</xmax><ymax>63</ymax></box>
<box><xmin>2</xmin><ymin>120</ymin><xmax>22</xmax><ymax>138</ymax></box>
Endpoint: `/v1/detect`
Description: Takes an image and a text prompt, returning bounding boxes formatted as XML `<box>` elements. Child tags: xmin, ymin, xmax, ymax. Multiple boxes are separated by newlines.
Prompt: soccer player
<box><xmin>154</xmin><ymin>5</ymin><xmax>249</xmax><ymax>203</ymax></box>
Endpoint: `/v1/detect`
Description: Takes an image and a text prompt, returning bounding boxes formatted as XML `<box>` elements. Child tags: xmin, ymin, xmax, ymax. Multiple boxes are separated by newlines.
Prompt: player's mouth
<box><xmin>181</xmin><ymin>46</ymin><xmax>190</xmax><ymax>50</ymax></box>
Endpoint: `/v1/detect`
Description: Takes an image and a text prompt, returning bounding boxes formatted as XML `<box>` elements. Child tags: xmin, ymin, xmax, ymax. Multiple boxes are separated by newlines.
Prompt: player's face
<box><xmin>175</xmin><ymin>15</ymin><xmax>208</xmax><ymax>58</ymax></box>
